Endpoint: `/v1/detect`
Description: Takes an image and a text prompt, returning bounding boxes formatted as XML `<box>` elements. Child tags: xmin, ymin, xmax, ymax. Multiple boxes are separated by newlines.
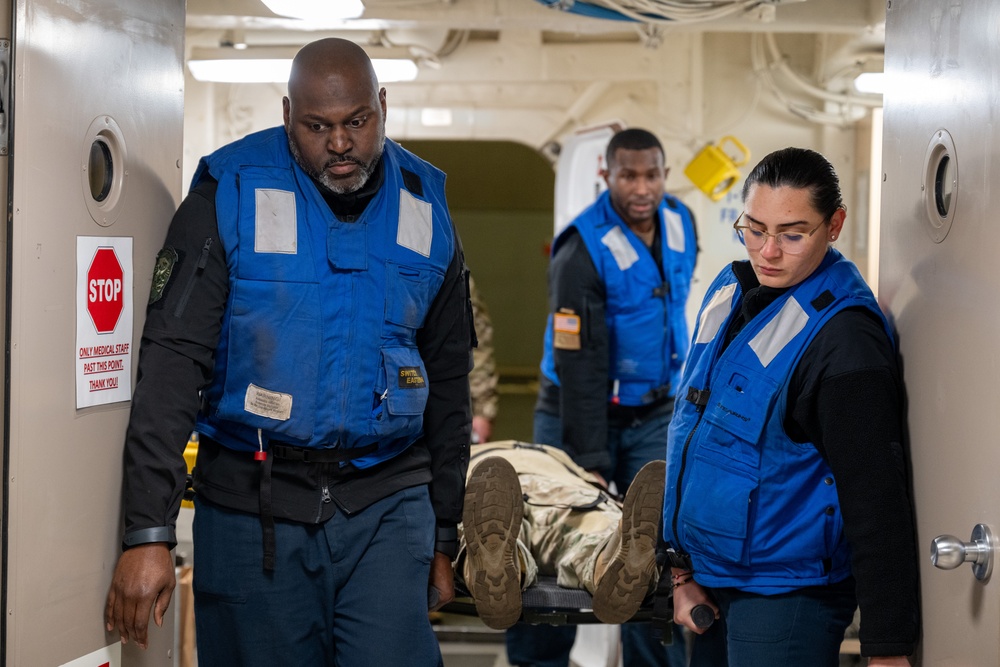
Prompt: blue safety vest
<box><xmin>192</xmin><ymin>128</ymin><xmax>454</xmax><ymax>468</ymax></box>
<box><xmin>539</xmin><ymin>191</ymin><xmax>696</xmax><ymax>406</ymax></box>
<box><xmin>664</xmin><ymin>249</ymin><xmax>892</xmax><ymax>593</ymax></box>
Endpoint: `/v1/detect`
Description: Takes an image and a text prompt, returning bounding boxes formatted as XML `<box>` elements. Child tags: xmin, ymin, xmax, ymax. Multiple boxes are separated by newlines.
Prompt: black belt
<box><xmin>258</xmin><ymin>441</ymin><xmax>378</xmax><ymax>571</ymax></box>
<box><xmin>270</xmin><ymin>442</ymin><xmax>377</xmax><ymax>463</ymax></box>
<box><xmin>607</xmin><ymin>394</ymin><xmax>673</xmax><ymax>424</ymax></box>
<box><xmin>641</xmin><ymin>384</ymin><xmax>673</xmax><ymax>405</ymax></box>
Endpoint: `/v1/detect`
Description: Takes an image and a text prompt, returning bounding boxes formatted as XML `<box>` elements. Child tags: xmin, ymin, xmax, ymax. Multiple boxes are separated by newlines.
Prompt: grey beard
<box><xmin>287</xmin><ymin>128</ymin><xmax>385</xmax><ymax>195</ymax></box>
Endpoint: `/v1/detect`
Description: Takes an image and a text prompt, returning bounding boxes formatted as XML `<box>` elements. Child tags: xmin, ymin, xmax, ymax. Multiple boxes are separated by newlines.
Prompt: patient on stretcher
<box><xmin>455</xmin><ymin>441</ymin><xmax>665</xmax><ymax>630</ymax></box>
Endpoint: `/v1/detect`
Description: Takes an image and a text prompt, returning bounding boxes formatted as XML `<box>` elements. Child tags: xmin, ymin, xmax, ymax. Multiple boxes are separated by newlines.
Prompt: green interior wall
<box><xmin>401</xmin><ymin>140</ymin><xmax>554</xmax><ymax>442</ymax></box>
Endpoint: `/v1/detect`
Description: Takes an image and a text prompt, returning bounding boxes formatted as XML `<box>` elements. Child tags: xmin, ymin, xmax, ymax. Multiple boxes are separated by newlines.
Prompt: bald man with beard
<box><xmin>105</xmin><ymin>38</ymin><xmax>473</xmax><ymax>666</ymax></box>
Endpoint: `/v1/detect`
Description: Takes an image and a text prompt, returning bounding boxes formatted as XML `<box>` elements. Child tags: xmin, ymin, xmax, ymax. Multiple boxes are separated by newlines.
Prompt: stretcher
<box><xmin>445</xmin><ymin>575</ymin><xmax>658</xmax><ymax>626</ymax></box>
<box><xmin>444</xmin><ymin>567</ymin><xmax>717</xmax><ymax>638</ymax></box>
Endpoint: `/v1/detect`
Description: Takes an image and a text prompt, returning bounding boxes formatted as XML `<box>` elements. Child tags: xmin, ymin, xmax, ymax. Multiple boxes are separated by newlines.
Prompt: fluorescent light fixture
<box><xmin>188</xmin><ymin>58</ymin><xmax>418</xmax><ymax>84</ymax></box>
<box><xmin>261</xmin><ymin>0</ymin><xmax>364</xmax><ymax>21</ymax></box>
<box><xmin>189</xmin><ymin>59</ymin><xmax>291</xmax><ymax>83</ymax></box>
<box><xmin>421</xmin><ymin>108</ymin><xmax>453</xmax><ymax>127</ymax></box>
<box><xmin>854</xmin><ymin>72</ymin><xmax>884</xmax><ymax>95</ymax></box>
<box><xmin>374</xmin><ymin>59</ymin><xmax>419</xmax><ymax>83</ymax></box>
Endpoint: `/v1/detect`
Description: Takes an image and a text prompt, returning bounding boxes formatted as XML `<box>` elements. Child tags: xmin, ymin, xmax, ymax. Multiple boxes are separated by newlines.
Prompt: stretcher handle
<box><xmin>691</xmin><ymin>604</ymin><xmax>716</xmax><ymax>630</ymax></box>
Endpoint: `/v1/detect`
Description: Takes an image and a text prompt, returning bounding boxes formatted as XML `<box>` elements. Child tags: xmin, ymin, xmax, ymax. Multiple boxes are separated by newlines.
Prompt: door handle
<box><xmin>930</xmin><ymin>523</ymin><xmax>994</xmax><ymax>582</ymax></box>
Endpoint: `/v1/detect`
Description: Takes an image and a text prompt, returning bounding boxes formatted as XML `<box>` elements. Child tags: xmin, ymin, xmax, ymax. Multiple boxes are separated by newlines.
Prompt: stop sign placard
<box><xmin>87</xmin><ymin>247</ymin><xmax>124</xmax><ymax>333</ymax></box>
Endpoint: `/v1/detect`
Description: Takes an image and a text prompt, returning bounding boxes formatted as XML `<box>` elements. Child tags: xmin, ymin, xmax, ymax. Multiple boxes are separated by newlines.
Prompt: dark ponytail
<box><xmin>741</xmin><ymin>147</ymin><xmax>843</xmax><ymax>219</ymax></box>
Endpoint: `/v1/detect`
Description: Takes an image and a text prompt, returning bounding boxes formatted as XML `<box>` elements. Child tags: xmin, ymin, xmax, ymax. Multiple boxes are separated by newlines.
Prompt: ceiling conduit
<box><xmin>533</xmin><ymin>0</ymin><xmax>771</xmax><ymax>24</ymax></box>
<box><xmin>534</xmin><ymin>0</ymin><xmax>638</xmax><ymax>22</ymax></box>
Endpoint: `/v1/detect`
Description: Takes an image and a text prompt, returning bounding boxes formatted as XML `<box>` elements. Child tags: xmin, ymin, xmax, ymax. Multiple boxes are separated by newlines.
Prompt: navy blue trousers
<box><xmin>192</xmin><ymin>487</ymin><xmax>442</xmax><ymax>667</ymax></box>
<box><xmin>710</xmin><ymin>580</ymin><xmax>857</xmax><ymax>667</ymax></box>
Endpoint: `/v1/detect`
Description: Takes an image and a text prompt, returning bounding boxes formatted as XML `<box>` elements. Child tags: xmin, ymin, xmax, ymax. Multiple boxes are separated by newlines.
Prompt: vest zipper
<box><xmin>671</xmin><ymin>391</ymin><xmax>709</xmax><ymax>542</ymax></box>
<box><xmin>173</xmin><ymin>237</ymin><xmax>213</xmax><ymax>318</ymax></box>
<box><xmin>316</xmin><ymin>476</ymin><xmax>332</xmax><ymax>523</ymax></box>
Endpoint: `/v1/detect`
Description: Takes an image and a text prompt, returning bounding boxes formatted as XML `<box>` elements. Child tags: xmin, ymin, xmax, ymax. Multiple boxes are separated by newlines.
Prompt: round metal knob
<box><xmin>930</xmin><ymin>524</ymin><xmax>994</xmax><ymax>582</ymax></box>
<box><xmin>931</xmin><ymin>535</ymin><xmax>974</xmax><ymax>570</ymax></box>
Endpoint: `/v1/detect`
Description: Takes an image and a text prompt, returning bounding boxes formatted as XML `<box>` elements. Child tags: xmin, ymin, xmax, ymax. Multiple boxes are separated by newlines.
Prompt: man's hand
<box><xmin>428</xmin><ymin>551</ymin><xmax>456</xmax><ymax>612</ymax></box>
<box><xmin>587</xmin><ymin>469</ymin><xmax>609</xmax><ymax>489</ymax></box>
<box><xmin>672</xmin><ymin>576</ymin><xmax>718</xmax><ymax>635</ymax></box>
<box><xmin>104</xmin><ymin>543</ymin><xmax>176</xmax><ymax>649</ymax></box>
<box><xmin>471</xmin><ymin>416</ymin><xmax>493</xmax><ymax>444</ymax></box>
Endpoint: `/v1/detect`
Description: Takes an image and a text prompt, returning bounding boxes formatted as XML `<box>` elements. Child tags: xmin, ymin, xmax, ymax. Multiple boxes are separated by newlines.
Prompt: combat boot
<box><xmin>591</xmin><ymin>459</ymin><xmax>665</xmax><ymax>624</ymax></box>
<box><xmin>463</xmin><ymin>456</ymin><xmax>524</xmax><ymax>630</ymax></box>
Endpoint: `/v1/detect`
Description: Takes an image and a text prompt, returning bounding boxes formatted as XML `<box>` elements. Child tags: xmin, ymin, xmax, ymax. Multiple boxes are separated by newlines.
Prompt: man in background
<box><xmin>469</xmin><ymin>275</ymin><xmax>499</xmax><ymax>444</ymax></box>
<box><xmin>524</xmin><ymin>128</ymin><xmax>711</xmax><ymax>666</ymax></box>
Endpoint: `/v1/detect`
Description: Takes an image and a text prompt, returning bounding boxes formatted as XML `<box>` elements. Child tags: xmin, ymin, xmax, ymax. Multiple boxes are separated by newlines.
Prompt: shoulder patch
<box><xmin>553</xmin><ymin>310</ymin><xmax>582</xmax><ymax>350</ymax></box>
<box><xmin>149</xmin><ymin>247</ymin><xmax>179</xmax><ymax>304</ymax></box>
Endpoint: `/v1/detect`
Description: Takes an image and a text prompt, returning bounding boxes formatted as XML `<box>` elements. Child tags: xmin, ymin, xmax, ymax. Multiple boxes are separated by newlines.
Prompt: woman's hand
<box><xmin>671</xmin><ymin>572</ymin><xmax>719</xmax><ymax>634</ymax></box>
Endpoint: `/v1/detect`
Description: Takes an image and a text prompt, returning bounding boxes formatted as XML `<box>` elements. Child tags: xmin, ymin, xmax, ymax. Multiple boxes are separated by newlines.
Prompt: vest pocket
<box><xmin>679</xmin><ymin>452</ymin><xmax>759</xmax><ymax>565</ymax></box>
<box><xmin>370</xmin><ymin>346</ymin><xmax>429</xmax><ymax>436</ymax></box>
<box><xmin>216</xmin><ymin>278</ymin><xmax>318</xmax><ymax>440</ymax></box>
<box><xmin>384</xmin><ymin>262</ymin><xmax>443</xmax><ymax>331</ymax></box>
<box><xmin>701</xmin><ymin>361</ymin><xmax>778</xmax><ymax>465</ymax></box>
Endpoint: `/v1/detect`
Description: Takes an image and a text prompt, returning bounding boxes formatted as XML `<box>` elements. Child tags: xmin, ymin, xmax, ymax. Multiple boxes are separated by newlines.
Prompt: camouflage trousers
<box><xmin>458</xmin><ymin>441</ymin><xmax>629</xmax><ymax>595</ymax></box>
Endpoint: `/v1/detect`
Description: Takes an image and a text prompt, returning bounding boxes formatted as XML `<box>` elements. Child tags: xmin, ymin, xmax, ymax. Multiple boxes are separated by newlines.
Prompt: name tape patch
<box><xmin>398</xmin><ymin>366</ymin><xmax>426</xmax><ymax>388</ymax></box>
<box><xmin>244</xmin><ymin>383</ymin><xmax>293</xmax><ymax>421</ymax></box>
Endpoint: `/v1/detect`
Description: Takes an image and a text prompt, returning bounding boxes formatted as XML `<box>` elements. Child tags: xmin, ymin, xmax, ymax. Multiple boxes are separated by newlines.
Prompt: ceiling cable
<box><xmin>750</xmin><ymin>33</ymin><xmax>878</xmax><ymax>127</ymax></box>
<box><xmin>583</xmin><ymin>0</ymin><xmax>764</xmax><ymax>24</ymax></box>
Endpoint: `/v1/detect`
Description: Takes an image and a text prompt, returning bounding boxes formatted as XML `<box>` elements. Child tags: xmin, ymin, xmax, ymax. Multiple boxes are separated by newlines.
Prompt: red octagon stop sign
<box><xmin>87</xmin><ymin>247</ymin><xmax>124</xmax><ymax>334</ymax></box>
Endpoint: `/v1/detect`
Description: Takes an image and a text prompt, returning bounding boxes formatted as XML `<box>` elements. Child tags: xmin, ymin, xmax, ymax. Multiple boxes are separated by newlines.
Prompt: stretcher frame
<box><xmin>445</xmin><ymin>575</ymin><xmax>659</xmax><ymax>626</ymax></box>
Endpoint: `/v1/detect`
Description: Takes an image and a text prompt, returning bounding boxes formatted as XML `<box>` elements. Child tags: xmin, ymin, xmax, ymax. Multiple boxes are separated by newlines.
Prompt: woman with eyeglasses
<box><xmin>662</xmin><ymin>147</ymin><xmax>919</xmax><ymax>666</ymax></box>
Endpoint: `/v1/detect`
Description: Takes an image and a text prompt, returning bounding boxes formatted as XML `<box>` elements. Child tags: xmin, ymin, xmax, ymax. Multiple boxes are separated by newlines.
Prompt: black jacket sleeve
<box><xmin>788</xmin><ymin>309</ymin><xmax>920</xmax><ymax>657</ymax></box>
<box><xmin>416</xmin><ymin>228</ymin><xmax>474</xmax><ymax>529</ymax></box>
<box><xmin>121</xmin><ymin>179</ymin><xmax>228</xmax><ymax>549</ymax></box>
<box><xmin>549</xmin><ymin>230</ymin><xmax>611</xmax><ymax>471</ymax></box>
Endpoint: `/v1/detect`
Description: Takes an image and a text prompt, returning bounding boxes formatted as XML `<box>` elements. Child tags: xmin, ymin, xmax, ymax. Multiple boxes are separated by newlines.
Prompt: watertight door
<box><xmin>880</xmin><ymin>0</ymin><xmax>1000</xmax><ymax>664</ymax></box>
<box><xmin>1</xmin><ymin>0</ymin><xmax>184</xmax><ymax>665</ymax></box>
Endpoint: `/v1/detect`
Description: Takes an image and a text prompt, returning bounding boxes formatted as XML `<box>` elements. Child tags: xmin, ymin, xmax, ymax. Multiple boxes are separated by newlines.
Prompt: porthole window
<box><xmin>82</xmin><ymin>115</ymin><xmax>128</xmax><ymax>227</ymax></box>
<box><xmin>922</xmin><ymin>129</ymin><xmax>958</xmax><ymax>243</ymax></box>
<box><xmin>934</xmin><ymin>155</ymin><xmax>954</xmax><ymax>218</ymax></box>
<box><xmin>88</xmin><ymin>139</ymin><xmax>113</xmax><ymax>203</ymax></box>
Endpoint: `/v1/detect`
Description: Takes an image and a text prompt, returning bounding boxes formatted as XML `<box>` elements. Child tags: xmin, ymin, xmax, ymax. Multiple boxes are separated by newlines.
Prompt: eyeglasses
<box><xmin>732</xmin><ymin>213</ymin><xmax>827</xmax><ymax>255</ymax></box>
